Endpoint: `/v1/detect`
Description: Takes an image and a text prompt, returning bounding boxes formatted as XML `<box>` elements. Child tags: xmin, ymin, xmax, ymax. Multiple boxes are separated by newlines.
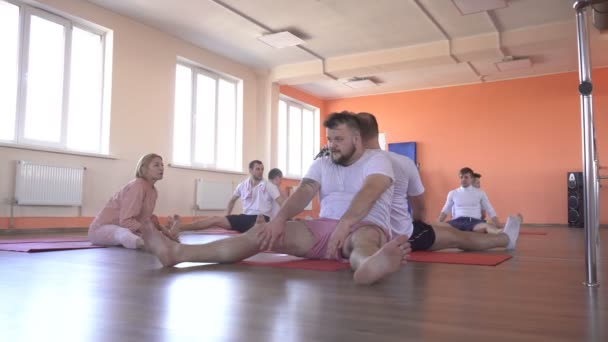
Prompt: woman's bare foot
<box><xmin>143</xmin><ymin>221</ymin><xmax>180</xmax><ymax>267</ymax></box>
<box><xmin>353</xmin><ymin>235</ymin><xmax>410</xmax><ymax>285</ymax></box>
<box><xmin>135</xmin><ymin>237</ymin><xmax>145</xmax><ymax>250</ymax></box>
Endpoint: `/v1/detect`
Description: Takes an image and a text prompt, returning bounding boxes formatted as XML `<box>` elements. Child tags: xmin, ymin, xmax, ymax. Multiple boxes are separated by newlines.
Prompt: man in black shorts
<box><xmin>167</xmin><ymin>160</ymin><xmax>282</xmax><ymax>238</ymax></box>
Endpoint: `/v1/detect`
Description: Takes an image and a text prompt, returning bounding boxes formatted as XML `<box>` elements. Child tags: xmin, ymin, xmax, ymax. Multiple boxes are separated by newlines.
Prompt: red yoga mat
<box><xmin>240</xmin><ymin>251</ymin><xmax>512</xmax><ymax>270</ymax></box>
<box><xmin>408</xmin><ymin>251</ymin><xmax>512</xmax><ymax>266</ymax></box>
<box><xmin>240</xmin><ymin>259</ymin><xmax>351</xmax><ymax>271</ymax></box>
<box><xmin>520</xmin><ymin>231</ymin><xmax>548</xmax><ymax>236</ymax></box>
<box><xmin>0</xmin><ymin>241</ymin><xmax>106</xmax><ymax>253</ymax></box>
<box><xmin>190</xmin><ymin>228</ymin><xmax>239</xmax><ymax>235</ymax></box>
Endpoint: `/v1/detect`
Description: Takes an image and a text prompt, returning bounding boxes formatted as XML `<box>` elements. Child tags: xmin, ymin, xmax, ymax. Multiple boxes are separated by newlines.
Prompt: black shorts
<box><xmin>448</xmin><ymin>217</ymin><xmax>486</xmax><ymax>231</ymax></box>
<box><xmin>408</xmin><ymin>220</ymin><xmax>436</xmax><ymax>251</ymax></box>
<box><xmin>226</xmin><ymin>214</ymin><xmax>270</xmax><ymax>233</ymax></box>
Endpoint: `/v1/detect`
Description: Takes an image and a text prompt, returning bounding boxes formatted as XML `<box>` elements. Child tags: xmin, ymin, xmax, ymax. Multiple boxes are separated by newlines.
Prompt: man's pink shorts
<box><xmin>301</xmin><ymin>218</ymin><xmax>390</xmax><ymax>259</ymax></box>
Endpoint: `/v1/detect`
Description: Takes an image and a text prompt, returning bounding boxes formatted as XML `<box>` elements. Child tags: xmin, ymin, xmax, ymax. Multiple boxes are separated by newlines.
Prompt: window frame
<box><xmin>278</xmin><ymin>96</ymin><xmax>320</xmax><ymax>179</ymax></box>
<box><xmin>173</xmin><ymin>61</ymin><xmax>243</xmax><ymax>172</ymax></box>
<box><xmin>2</xmin><ymin>0</ymin><xmax>109</xmax><ymax>154</ymax></box>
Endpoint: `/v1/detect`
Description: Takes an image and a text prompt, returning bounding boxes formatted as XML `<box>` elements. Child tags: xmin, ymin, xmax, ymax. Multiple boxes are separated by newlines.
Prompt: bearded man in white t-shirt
<box><xmin>144</xmin><ymin>111</ymin><xmax>411</xmax><ymax>285</ymax></box>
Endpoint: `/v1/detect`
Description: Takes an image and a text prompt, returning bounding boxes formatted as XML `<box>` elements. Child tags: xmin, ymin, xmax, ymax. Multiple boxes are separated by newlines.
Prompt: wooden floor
<box><xmin>0</xmin><ymin>226</ymin><xmax>607</xmax><ymax>342</ymax></box>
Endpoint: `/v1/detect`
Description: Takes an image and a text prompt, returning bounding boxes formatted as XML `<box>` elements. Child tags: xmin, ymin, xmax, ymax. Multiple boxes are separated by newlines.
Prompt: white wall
<box><xmin>0</xmin><ymin>0</ymin><xmax>278</xmax><ymax>220</ymax></box>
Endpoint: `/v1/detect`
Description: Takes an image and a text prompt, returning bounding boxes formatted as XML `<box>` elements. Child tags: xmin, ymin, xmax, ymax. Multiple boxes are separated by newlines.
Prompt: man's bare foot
<box><xmin>353</xmin><ymin>235</ymin><xmax>410</xmax><ymax>285</ymax></box>
<box><xmin>167</xmin><ymin>214</ymin><xmax>182</xmax><ymax>240</ymax></box>
<box><xmin>503</xmin><ymin>214</ymin><xmax>522</xmax><ymax>250</ymax></box>
<box><xmin>143</xmin><ymin>221</ymin><xmax>180</xmax><ymax>267</ymax></box>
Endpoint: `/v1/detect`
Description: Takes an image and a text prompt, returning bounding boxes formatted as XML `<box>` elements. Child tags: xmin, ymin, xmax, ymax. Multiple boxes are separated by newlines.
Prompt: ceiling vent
<box><xmin>343</xmin><ymin>77</ymin><xmax>378</xmax><ymax>89</ymax></box>
<box><xmin>257</xmin><ymin>31</ymin><xmax>304</xmax><ymax>48</ymax></box>
<box><xmin>452</xmin><ymin>0</ymin><xmax>507</xmax><ymax>15</ymax></box>
<box><xmin>495</xmin><ymin>56</ymin><xmax>532</xmax><ymax>72</ymax></box>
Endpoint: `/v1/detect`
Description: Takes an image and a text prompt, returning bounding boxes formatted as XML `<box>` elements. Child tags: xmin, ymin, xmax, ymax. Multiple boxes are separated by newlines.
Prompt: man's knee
<box><xmin>351</xmin><ymin>226</ymin><xmax>384</xmax><ymax>243</ymax></box>
<box><xmin>345</xmin><ymin>225</ymin><xmax>386</xmax><ymax>254</ymax></box>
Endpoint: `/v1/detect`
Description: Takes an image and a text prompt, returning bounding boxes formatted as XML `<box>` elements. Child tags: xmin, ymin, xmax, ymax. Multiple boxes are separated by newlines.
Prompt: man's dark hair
<box><xmin>268</xmin><ymin>168</ymin><xmax>283</xmax><ymax>180</ymax></box>
<box><xmin>249</xmin><ymin>160</ymin><xmax>263</xmax><ymax>170</ymax></box>
<box><xmin>459</xmin><ymin>167</ymin><xmax>474</xmax><ymax>176</ymax></box>
<box><xmin>356</xmin><ymin>112</ymin><xmax>379</xmax><ymax>141</ymax></box>
<box><xmin>323</xmin><ymin>111</ymin><xmax>360</xmax><ymax>134</ymax></box>
<box><xmin>473</xmin><ymin>173</ymin><xmax>482</xmax><ymax>179</ymax></box>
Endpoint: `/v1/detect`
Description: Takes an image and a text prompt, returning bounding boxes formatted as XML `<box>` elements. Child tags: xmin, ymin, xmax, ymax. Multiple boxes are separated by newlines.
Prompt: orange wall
<box><xmin>326</xmin><ymin>69</ymin><xmax>608</xmax><ymax>225</ymax></box>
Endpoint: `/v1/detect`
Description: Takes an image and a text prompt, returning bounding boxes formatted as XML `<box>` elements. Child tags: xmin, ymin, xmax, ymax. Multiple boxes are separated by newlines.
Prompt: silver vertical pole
<box><xmin>574</xmin><ymin>0</ymin><xmax>600</xmax><ymax>287</ymax></box>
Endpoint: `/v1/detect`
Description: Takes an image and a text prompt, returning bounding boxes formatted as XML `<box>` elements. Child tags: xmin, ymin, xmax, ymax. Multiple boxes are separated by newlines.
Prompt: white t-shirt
<box><xmin>386</xmin><ymin>151</ymin><xmax>425</xmax><ymax>237</ymax></box>
<box><xmin>266</xmin><ymin>182</ymin><xmax>282</xmax><ymax>219</ymax></box>
<box><xmin>441</xmin><ymin>186</ymin><xmax>496</xmax><ymax>220</ymax></box>
<box><xmin>233</xmin><ymin>179</ymin><xmax>280</xmax><ymax>216</ymax></box>
<box><xmin>304</xmin><ymin>149</ymin><xmax>394</xmax><ymax>231</ymax></box>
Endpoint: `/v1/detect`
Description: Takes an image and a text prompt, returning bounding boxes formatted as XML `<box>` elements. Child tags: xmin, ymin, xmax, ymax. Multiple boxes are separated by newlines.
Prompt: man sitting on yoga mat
<box><xmin>355</xmin><ymin>112</ymin><xmax>521</xmax><ymax>252</ymax></box>
<box><xmin>168</xmin><ymin>160</ymin><xmax>285</xmax><ymax>238</ymax></box>
<box><xmin>145</xmin><ymin>111</ymin><xmax>410</xmax><ymax>285</ymax></box>
<box><xmin>266</xmin><ymin>168</ymin><xmax>287</xmax><ymax>220</ymax></box>
<box><xmin>438</xmin><ymin>167</ymin><xmax>503</xmax><ymax>234</ymax></box>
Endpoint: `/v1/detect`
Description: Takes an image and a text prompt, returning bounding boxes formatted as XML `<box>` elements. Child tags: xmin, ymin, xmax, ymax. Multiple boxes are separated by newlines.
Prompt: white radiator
<box><xmin>196</xmin><ymin>179</ymin><xmax>233</xmax><ymax>210</ymax></box>
<box><xmin>15</xmin><ymin>160</ymin><xmax>85</xmax><ymax>206</ymax></box>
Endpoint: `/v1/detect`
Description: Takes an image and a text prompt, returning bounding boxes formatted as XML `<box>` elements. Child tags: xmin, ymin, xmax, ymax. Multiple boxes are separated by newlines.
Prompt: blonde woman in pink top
<box><xmin>88</xmin><ymin>153</ymin><xmax>164</xmax><ymax>249</ymax></box>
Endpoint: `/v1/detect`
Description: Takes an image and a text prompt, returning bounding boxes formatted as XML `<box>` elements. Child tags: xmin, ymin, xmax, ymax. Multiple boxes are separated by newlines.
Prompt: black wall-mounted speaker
<box><xmin>567</xmin><ymin>172</ymin><xmax>584</xmax><ymax>228</ymax></box>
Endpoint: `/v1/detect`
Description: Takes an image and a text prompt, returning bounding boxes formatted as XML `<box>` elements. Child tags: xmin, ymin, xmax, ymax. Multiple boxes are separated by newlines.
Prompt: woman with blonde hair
<box><xmin>88</xmin><ymin>153</ymin><xmax>164</xmax><ymax>249</ymax></box>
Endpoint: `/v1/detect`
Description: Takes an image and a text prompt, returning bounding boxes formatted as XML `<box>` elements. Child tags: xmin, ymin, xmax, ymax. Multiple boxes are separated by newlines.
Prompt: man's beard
<box><xmin>331</xmin><ymin>143</ymin><xmax>356</xmax><ymax>166</ymax></box>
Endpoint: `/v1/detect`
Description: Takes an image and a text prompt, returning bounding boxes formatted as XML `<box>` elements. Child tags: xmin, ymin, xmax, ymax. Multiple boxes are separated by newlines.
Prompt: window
<box><xmin>0</xmin><ymin>0</ymin><xmax>109</xmax><ymax>154</ymax></box>
<box><xmin>379</xmin><ymin>132</ymin><xmax>387</xmax><ymax>150</ymax></box>
<box><xmin>278</xmin><ymin>98</ymin><xmax>320</xmax><ymax>178</ymax></box>
<box><xmin>172</xmin><ymin>62</ymin><xmax>243</xmax><ymax>172</ymax></box>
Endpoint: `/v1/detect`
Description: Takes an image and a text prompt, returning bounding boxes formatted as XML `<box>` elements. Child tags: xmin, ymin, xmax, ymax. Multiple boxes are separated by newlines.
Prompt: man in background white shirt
<box><xmin>438</xmin><ymin>167</ymin><xmax>502</xmax><ymax>234</ymax></box>
<box><xmin>168</xmin><ymin>160</ymin><xmax>283</xmax><ymax>237</ymax></box>
<box><xmin>267</xmin><ymin>168</ymin><xmax>287</xmax><ymax>219</ymax></box>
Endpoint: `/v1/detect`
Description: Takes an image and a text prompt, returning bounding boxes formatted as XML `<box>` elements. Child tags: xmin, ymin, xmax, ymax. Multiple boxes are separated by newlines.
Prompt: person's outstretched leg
<box><xmin>429</xmin><ymin>214</ymin><xmax>522</xmax><ymax>251</ymax></box>
<box><xmin>144</xmin><ymin>221</ymin><xmax>263</xmax><ymax>267</ymax></box>
<box><xmin>89</xmin><ymin>224</ymin><xmax>143</xmax><ymax>249</ymax></box>
<box><xmin>472</xmin><ymin>223</ymin><xmax>503</xmax><ymax>234</ymax></box>
<box><xmin>144</xmin><ymin>219</ymin><xmax>316</xmax><ymax>267</ymax></box>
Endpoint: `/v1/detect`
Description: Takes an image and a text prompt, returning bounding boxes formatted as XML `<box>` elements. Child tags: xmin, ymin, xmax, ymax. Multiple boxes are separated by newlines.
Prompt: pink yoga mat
<box><xmin>0</xmin><ymin>241</ymin><xmax>106</xmax><ymax>253</ymax></box>
<box><xmin>0</xmin><ymin>237</ymin><xmax>89</xmax><ymax>244</ymax></box>
<box><xmin>408</xmin><ymin>251</ymin><xmax>512</xmax><ymax>266</ymax></box>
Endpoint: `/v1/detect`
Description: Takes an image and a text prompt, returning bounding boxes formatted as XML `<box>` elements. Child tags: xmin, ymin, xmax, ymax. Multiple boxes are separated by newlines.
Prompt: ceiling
<box><xmin>85</xmin><ymin>0</ymin><xmax>608</xmax><ymax>99</ymax></box>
